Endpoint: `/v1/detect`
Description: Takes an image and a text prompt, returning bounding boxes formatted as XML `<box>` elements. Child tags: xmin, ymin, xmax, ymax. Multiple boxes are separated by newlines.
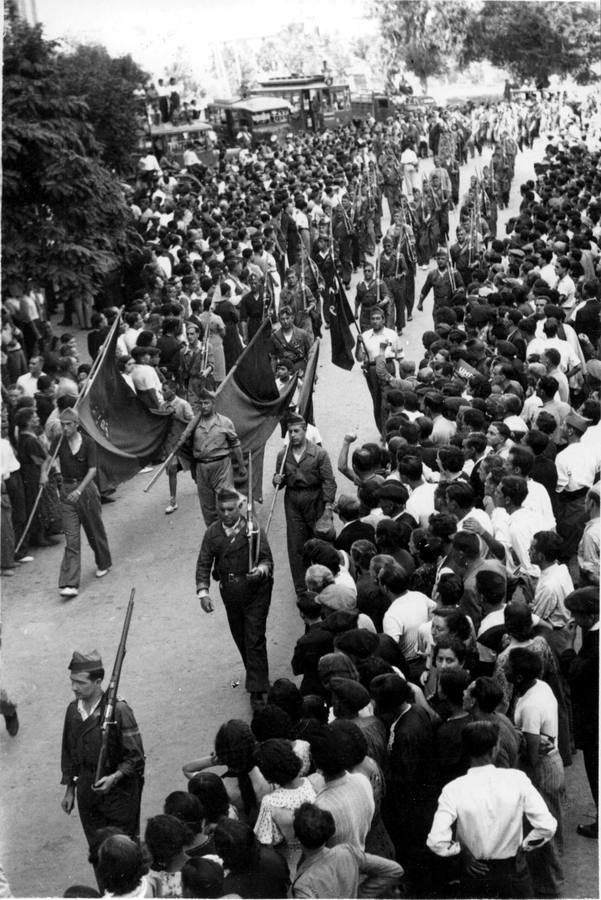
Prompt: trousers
<box><xmin>76</xmin><ymin>773</ymin><xmax>143</xmax><ymax>847</ymax></box>
<box><xmin>59</xmin><ymin>482</ymin><xmax>111</xmax><ymax>589</ymax></box>
<box><xmin>195</xmin><ymin>457</ymin><xmax>234</xmax><ymax>526</ymax></box>
<box><xmin>526</xmin><ymin>750</ymin><xmax>565</xmax><ymax>898</ymax></box>
<box><xmin>284</xmin><ymin>488</ymin><xmax>324</xmax><ymax>594</ymax></box>
<box><xmin>221</xmin><ymin>577</ymin><xmax>271</xmax><ymax>692</ymax></box>
<box><xmin>460</xmin><ymin>854</ymin><xmax>533</xmax><ymax>899</ymax></box>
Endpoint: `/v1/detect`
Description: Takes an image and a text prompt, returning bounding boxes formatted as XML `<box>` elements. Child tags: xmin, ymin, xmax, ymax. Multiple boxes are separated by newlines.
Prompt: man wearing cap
<box><xmin>560</xmin><ymin>588</ymin><xmax>599</xmax><ymax>839</ymax></box>
<box><xmin>279</xmin><ymin>268</ymin><xmax>316</xmax><ymax>340</ymax></box>
<box><xmin>417</xmin><ymin>250</ymin><xmax>464</xmax><ymax>318</ymax></box>
<box><xmin>270</xmin><ymin>306</ymin><xmax>313</xmax><ymax>375</ymax></box>
<box><xmin>196</xmin><ymin>487</ymin><xmax>273</xmax><ymax>709</ymax></box>
<box><xmin>274</xmin><ymin>415</ymin><xmax>336</xmax><ymax>596</ymax></box>
<box><xmin>40</xmin><ymin>409</ymin><xmax>111</xmax><ymax>598</ymax></box>
<box><xmin>61</xmin><ymin>650</ymin><xmax>145</xmax><ymax>846</ymax></box>
<box><xmin>192</xmin><ymin>389</ymin><xmax>246</xmax><ymax>527</ymax></box>
<box><xmin>555</xmin><ymin>412</ymin><xmax>598</xmax><ymax>560</ymax></box>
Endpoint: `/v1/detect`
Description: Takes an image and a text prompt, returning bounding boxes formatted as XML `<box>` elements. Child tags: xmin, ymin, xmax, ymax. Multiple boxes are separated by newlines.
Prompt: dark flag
<box><xmin>296</xmin><ymin>339</ymin><xmax>320</xmax><ymax>426</ymax></box>
<box><xmin>328</xmin><ymin>278</ymin><xmax>356</xmax><ymax>370</ymax></box>
<box><xmin>215</xmin><ymin>318</ymin><xmax>298</xmax><ymax>499</ymax></box>
<box><xmin>78</xmin><ymin>315</ymin><xmax>173</xmax><ymax>485</ymax></box>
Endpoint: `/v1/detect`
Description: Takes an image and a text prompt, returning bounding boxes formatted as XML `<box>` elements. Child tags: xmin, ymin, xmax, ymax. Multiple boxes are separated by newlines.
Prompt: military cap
<box><xmin>58</xmin><ymin>407</ymin><xmax>79</xmax><ymax>424</ymax></box>
<box><xmin>565</xmin><ymin>411</ymin><xmax>590</xmax><ymax>433</ymax></box>
<box><xmin>216</xmin><ymin>488</ymin><xmax>240</xmax><ymax>504</ymax></box>
<box><xmin>69</xmin><ymin>650</ymin><xmax>103</xmax><ymax>673</ymax></box>
<box><xmin>564</xmin><ymin>587</ymin><xmax>598</xmax><ymax>616</ymax></box>
<box><xmin>507</xmin><ymin>248</ymin><xmax>525</xmax><ymax>259</ymax></box>
<box><xmin>198</xmin><ymin>388</ymin><xmax>216</xmax><ymax>401</ymax></box>
<box><xmin>329</xmin><ymin>676</ymin><xmax>371</xmax><ymax>712</ymax></box>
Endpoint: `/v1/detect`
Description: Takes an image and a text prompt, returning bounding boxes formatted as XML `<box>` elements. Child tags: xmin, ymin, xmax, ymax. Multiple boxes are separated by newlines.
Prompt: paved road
<box><xmin>1</xmin><ymin>140</ymin><xmax>598</xmax><ymax>897</ymax></box>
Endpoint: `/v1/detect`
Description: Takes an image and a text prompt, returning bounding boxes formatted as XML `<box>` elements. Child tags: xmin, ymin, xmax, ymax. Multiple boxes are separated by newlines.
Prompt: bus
<box><xmin>147</xmin><ymin>120</ymin><xmax>218</xmax><ymax>168</ymax></box>
<box><xmin>249</xmin><ymin>75</ymin><xmax>353</xmax><ymax>131</ymax></box>
<box><xmin>205</xmin><ymin>96</ymin><xmax>292</xmax><ymax>145</ymax></box>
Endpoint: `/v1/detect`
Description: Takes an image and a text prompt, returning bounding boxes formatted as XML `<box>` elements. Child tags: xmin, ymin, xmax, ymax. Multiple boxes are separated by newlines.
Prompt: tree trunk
<box><xmin>419</xmin><ymin>74</ymin><xmax>428</xmax><ymax>94</ymax></box>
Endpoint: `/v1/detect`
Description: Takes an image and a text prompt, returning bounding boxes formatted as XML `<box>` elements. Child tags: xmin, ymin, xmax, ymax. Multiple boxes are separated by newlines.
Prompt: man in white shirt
<box><xmin>399</xmin><ymin>456</ymin><xmax>437</xmax><ymax>529</ymax></box>
<box><xmin>16</xmin><ymin>355</ymin><xmax>45</xmax><ymax>397</ymax></box>
<box><xmin>554</xmin><ymin>256</ymin><xmax>576</xmax><ymax>310</ymax></box>
<box><xmin>555</xmin><ymin>411</ymin><xmax>599</xmax><ymax>561</ymax></box>
<box><xmin>506</xmin><ymin>648</ymin><xmax>564</xmax><ymax>898</ymax></box>
<box><xmin>497</xmin><ymin>476</ymin><xmax>546</xmax><ymax>578</ymax></box>
<box><xmin>427</xmin><ymin>720</ymin><xmax>556</xmax><ymax>899</ymax></box>
<box><xmin>380</xmin><ymin>562</ymin><xmax>436</xmax><ymax>678</ymax></box>
<box><xmin>130</xmin><ymin>347</ymin><xmax>163</xmax><ymax>408</ymax></box>
<box><xmin>505</xmin><ymin>446</ymin><xmax>556</xmax><ymax>529</ymax></box>
<box><xmin>357</xmin><ymin>307</ymin><xmax>403</xmax><ymax>434</ymax></box>
<box><xmin>116</xmin><ymin>311</ymin><xmax>143</xmax><ymax>357</ymax></box>
<box><xmin>529</xmin><ymin>531</ymin><xmax>573</xmax><ymax>638</ymax></box>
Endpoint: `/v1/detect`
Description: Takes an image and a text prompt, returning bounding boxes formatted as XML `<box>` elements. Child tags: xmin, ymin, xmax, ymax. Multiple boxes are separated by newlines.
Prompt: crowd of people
<box><xmin>2</xmin><ymin>87</ymin><xmax>601</xmax><ymax>899</ymax></box>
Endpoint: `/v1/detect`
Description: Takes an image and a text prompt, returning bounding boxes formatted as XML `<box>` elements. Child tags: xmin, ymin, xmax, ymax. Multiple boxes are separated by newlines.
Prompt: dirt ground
<box><xmin>1</xmin><ymin>140</ymin><xmax>598</xmax><ymax>898</ymax></box>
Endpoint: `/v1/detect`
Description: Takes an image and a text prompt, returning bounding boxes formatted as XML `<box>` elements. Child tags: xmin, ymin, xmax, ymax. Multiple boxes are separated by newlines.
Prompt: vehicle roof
<box><xmin>149</xmin><ymin>121</ymin><xmax>210</xmax><ymax>136</ymax></box>
<box><xmin>231</xmin><ymin>96</ymin><xmax>292</xmax><ymax>113</ymax></box>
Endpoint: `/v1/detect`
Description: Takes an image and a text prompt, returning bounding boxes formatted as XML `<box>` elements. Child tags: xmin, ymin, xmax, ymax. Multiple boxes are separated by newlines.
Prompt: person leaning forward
<box><xmin>192</xmin><ymin>389</ymin><xmax>247</xmax><ymax>526</ymax></box>
<box><xmin>61</xmin><ymin>650</ymin><xmax>145</xmax><ymax>848</ymax></box>
<box><xmin>196</xmin><ymin>488</ymin><xmax>273</xmax><ymax>710</ymax></box>
<box><xmin>274</xmin><ymin>414</ymin><xmax>336</xmax><ymax>597</ymax></box>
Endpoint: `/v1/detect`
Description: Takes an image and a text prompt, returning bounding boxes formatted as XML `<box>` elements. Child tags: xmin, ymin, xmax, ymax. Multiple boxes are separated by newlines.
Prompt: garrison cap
<box><xmin>69</xmin><ymin>650</ymin><xmax>103</xmax><ymax>673</ymax></box>
<box><xmin>216</xmin><ymin>487</ymin><xmax>240</xmax><ymax>504</ymax></box>
<box><xmin>198</xmin><ymin>387</ymin><xmax>216</xmax><ymax>401</ymax></box>
<box><xmin>59</xmin><ymin>408</ymin><xmax>80</xmax><ymax>423</ymax></box>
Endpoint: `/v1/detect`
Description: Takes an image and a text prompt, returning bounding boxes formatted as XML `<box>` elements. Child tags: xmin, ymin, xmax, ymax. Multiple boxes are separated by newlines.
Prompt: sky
<box><xmin>31</xmin><ymin>0</ymin><xmax>375</xmax><ymax>79</ymax></box>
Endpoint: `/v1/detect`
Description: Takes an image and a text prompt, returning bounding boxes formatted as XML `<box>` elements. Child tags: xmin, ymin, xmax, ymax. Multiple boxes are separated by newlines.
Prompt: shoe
<box><xmin>95</xmin><ymin>567</ymin><xmax>111</xmax><ymax>578</ymax></box>
<box><xmin>408</xmin><ymin>315</ymin><xmax>413</xmax><ymax>321</ymax></box>
<box><xmin>138</xmin><ymin>465</ymin><xmax>154</xmax><ymax>475</ymax></box>
<box><xmin>60</xmin><ymin>587</ymin><xmax>79</xmax><ymax>597</ymax></box>
<box><xmin>250</xmin><ymin>692</ymin><xmax>266</xmax><ymax>712</ymax></box>
<box><xmin>577</xmin><ymin>822</ymin><xmax>598</xmax><ymax>839</ymax></box>
<box><xmin>165</xmin><ymin>501</ymin><xmax>178</xmax><ymax>514</ymax></box>
<box><xmin>4</xmin><ymin>710</ymin><xmax>19</xmax><ymax>737</ymax></box>
<box><xmin>101</xmin><ymin>494</ymin><xmax>116</xmax><ymax>504</ymax></box>
<box><xmin>16</xmin><ymin>555</ymin><xmax>34</xmax><ymax>563</ymax></box>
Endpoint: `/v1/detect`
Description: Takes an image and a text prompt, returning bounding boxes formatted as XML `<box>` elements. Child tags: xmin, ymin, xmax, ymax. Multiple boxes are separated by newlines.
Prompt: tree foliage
<box><xmin>2</xmin><ymin>8</ymin><xmax>141</xmax><ymax>301</ymax></box>
<box><xmin>55</xmin><ymin>43</ymin><xmax>148</xmax><ymax>176</ymax></box>
<box><xmin>372</xmin><ymin>0</ymin><xmax>476</xmax><ymax>92</ymax></box>
<box><xmin>463</xmin><ymin>1</ymin><xmax>601</xmax><ymax>87</ymax></box>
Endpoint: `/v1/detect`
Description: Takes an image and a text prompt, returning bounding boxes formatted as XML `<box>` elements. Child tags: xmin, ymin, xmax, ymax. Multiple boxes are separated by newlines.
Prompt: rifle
<box><xmin>246</xmin><ymin>451</ymin><xmax>260</xmax><ymax>570</ymax></box>
<box><xmin>95</xmin><ymin>589</ymin><xmax>135</xmax><ymax>785</ymax></box>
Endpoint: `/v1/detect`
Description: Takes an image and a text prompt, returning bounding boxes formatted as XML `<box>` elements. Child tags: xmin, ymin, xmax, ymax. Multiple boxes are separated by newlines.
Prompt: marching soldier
<box><xmin>196</xmin><ymin>488</ymin><xmax>273</xmax><ymax>710</ymax></box>
<box><xmin>331</xmin><ymin>195</ymin><xmax>355</xmax><ymax>288</ymax></box>
<box><xmin>61</xmin><ymin>650</ymin><xmax>145</xmax><ymax>847</ymax></box>
<box><xmin>279</xmin><ymin>267</ymin><xmax>316</xmax><ymax>340</ymax></box>
<box><xmin>355</xmin><ymin>260</ymin><xmax>391</xmax><ymax>331</ymax></box>
<box><xmin>273</xmin><ymin>414</ymin><xmax>336</xmax><ymax>597</ymax></box>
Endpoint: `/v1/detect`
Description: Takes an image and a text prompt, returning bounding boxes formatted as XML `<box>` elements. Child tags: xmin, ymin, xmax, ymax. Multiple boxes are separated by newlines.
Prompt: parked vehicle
<box><xmin>205</xmin><ymin>96</ymin><xmax>292</xmax><ymax>145</ymax></box>
<box><xmin>249</xmin><ymin>75</ymin><xmax>353</xmax><ymax>131</ymax></box>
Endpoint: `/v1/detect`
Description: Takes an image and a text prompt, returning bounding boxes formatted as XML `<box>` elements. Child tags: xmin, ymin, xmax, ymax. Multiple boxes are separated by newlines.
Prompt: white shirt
<box><xmin>524</xmin><ymin>478</ymin><xmax>555</xmax><ymax>529</ymax></box>
<box><xmin>383</xmin><ymin>591</ymin><xmax>437</xmax><ymax>660</ymax></box>
<box><xmin>0</xmin><ymin>437</ymin><xmax>20</xmax><ymax>480</ymax></box>
<box><xmin>508</xmin><ymin>507</ymin><xmax>547</xmax><ymax>577</ymax></box>
<box><xmin>360</xmin><ymin>327</ymin><xmax>402</xmax><ymax>362</ymax></box>
<box><xmin>514</xmin><ymin>679</ymin><xmax>558</xmax><ymax>741</ymax></box>
<box><xmin>16</xmin><ymin>371</ymin><xmax>43</xmax><ymax>397</ymax></box>
<box><xmin>427</xmin><ymin>765</ymin><xmax>556</xmax><ymax>860</ymax></box>
<box><xmin>77</xmin><ymin>696</ymin><xmax>102</xmax><ymax>722</ymax></box>
<box><xmin>532</xmin><ymin>563</ymin><xmax>573</xmax><ymax>629</ymax></box>
<box><xmin>116</xmin><ymin>328</ymin><xmax>141</xmax><ymax>357</ymax></box>
<box><xmin>405</xmin><ymin>482</ymin><xmax>437</xmax><ymax>529</ymax></box>
<box><xmin>555</xmin><ymin>442</ymin><xmax>600</xmax><ymax>492</ymax></box>
<box><xmin>457</xmin><ymin>507</ymin><xmax>492</xmax><ymax>535</ymax></box>
<box><xmin>131</xmin><ymin>364</ymin><xmax>164</xmax><ymax>403</ymax></box>
<box><xmin>540</xmin><ymin>263</ymin><xmax>556</xmax><ymax>287</ymax></box>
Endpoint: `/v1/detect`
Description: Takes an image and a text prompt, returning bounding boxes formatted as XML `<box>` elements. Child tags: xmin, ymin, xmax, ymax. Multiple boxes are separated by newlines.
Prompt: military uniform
<box><xmin>192</xmin><ymin>413</ymin><xmax>241</xmax><ymax>525</ymax></box>
<box><xmin>276</xmin><ymin>440</ymin><xmax>336</xmax><ymax>595</ymax></box>
<box><xmin>61</xmin><ymin>693</ymin><xmax>145</xmax><ymax>847</ymax></box>
<box><xmin>196</xmin><ymin>516</ymin><xmax>273</xmax><ymax>693</ymax></box>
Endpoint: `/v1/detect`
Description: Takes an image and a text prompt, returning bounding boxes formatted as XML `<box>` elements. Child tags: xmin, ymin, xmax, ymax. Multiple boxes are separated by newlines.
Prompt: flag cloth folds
<box><xmin>78</xmin><ymin>315</ymin><xmax>172</xmax><ymax>485</ymax></box>
<box><xmin>296</xmin><ymin>339</ymin><xmax>320</xmax><ymax>426</ymax></box>
<box><xmin>328</xmin><ymin>279</ymin><xmax>355</xmax><ymax>370</ymax></box>
<box><xmin>215</xmin><ymin>318</ymin><xmax>298</xmax><ymax>499</ymax></box>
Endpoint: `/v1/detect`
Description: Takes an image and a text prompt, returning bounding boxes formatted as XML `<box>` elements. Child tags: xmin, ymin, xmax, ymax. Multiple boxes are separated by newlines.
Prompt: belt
<box><xmin>195</xmin><ymin>453</ymin><xmax>230</xmax><ymax>464</ymax></box>
<box><xmin>561</xmin><ymin>486</ymin><xmax>588</xmax><ymax>498</ymax></box>
<box><xmin>221</xmin><ymin>573</ymin><xmax>246</xmax><ymax>584</ymax></box>
<box><xmin>287</xmin><ymin>485</ymin><xmax>321</xmax><ymax>492</ymax></box>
